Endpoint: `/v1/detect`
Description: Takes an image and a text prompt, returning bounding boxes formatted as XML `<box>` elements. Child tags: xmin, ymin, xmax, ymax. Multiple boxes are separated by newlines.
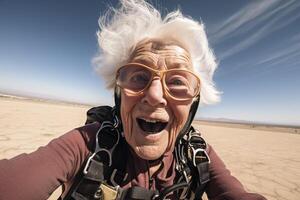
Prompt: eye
<box><xmin>170</xmin><ymin>78</ymin><xmax>184</xmax><ymax>86</ymax></box>
<box><xmin>164</xmin><ymin>70</ymin><xmax>200</xmax><ymax>99</ymax></box>
<box><xmin>166</xmin><ymin>75</ymin><xmax>189</xmax><ymax>87</ymax></box>
<box><xmin>129</xmin><ymin>71</ymin><xmax>149</xmax><ymax>84</ymax></box>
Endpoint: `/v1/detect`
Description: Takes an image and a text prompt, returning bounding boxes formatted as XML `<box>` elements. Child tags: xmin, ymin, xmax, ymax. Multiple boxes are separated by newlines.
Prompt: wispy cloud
<box><xmin>218</xmin><ymin>22</ymin><xmax>271</xmax><ymax>60</ymax></box>
<box><xmin>256</xmin><ymin>40</ymin><xmax>300</xmax><ymax>67</ymax></box>
<box><xmin>229</xmin><ymin>34</ymin><xmax>300</xmax><ymax>80</ymax></box>
<box><xmin>290</xmin><ymin>33</ymin><xmax>300</xmax><ymax>42</ymax></box>
<box><xmin>210</xmin><ymin>0</ymin><xmax>300</xmax><ymax>60</ymax></box>
<box><xmin>209</xmin><ymin>0</ymin><xmax>281</xmax><ymax>43</ymax></box>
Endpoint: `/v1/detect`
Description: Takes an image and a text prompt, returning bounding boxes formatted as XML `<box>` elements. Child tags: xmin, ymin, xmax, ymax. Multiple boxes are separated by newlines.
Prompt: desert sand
<box><xmin>0</xmin><ymin>96</ymin><xmax>299</xmax><ymax>200</ymax></box>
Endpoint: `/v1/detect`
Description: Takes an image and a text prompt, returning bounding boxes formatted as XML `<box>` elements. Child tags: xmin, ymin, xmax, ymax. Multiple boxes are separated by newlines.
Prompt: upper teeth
<box><xmin>141</xmin><ymin>118</ymin><xmax>161</xmax><ymax>123</ymax></box>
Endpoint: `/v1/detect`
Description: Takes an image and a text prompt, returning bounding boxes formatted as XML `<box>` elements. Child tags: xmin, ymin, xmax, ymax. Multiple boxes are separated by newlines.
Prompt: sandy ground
<box><xmin>0</xmin><ymin>96</ymin><xmax>299</xmax><ymax>200</ymax></box>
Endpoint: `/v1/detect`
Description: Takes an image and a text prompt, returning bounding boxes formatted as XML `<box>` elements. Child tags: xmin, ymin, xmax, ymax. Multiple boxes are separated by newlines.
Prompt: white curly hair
<box><xmin>93</xmin><ymin>0</ymin><xmax>220</xmax><ymax>105</ymax></box>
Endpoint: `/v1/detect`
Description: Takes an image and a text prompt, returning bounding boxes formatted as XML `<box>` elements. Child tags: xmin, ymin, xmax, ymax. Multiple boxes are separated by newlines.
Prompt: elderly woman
<box><xmin>0</xmin><ymin>1</ymin><xmax>266</xmax><ymax>200</ymax></box>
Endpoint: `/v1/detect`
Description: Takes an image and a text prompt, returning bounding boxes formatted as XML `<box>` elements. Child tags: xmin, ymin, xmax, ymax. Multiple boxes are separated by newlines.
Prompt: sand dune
<box><xmin>0</xmin><ymin>96</ymin><xmax>299</xmax><ymax>200</ymax></box>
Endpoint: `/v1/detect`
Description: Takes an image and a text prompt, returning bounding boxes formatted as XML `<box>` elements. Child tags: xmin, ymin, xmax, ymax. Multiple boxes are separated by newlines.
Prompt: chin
<box><xmin>135</xmin><ymin>145</ymin><xmax>166</xmax><ymax>160</ymax></box>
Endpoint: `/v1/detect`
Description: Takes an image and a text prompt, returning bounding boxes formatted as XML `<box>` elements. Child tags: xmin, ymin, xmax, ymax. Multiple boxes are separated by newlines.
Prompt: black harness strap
<box><xmin>63</xmin><ymin>106</ymin><xmax>128</xmax><ymax>200</ymax></box>
<box><xmin>120</xmin><ymin>187</ymin><xmax>159</xmax><ymax>200</ymax></box>
<box><xmin>173</xmin><ymin>126</ymin><xmax>210</xmax><ymax>199</ymax></box>
<box><xmin>62</xmin><ymin>157</ymin><xmax>91</xmax><ymax>200</ymax></box>
<box><xmin>85</xmin><ymin>159</ymin><xmax>107</xmax><ymax>181</ymax></box>
<box><xmin>190</xmin><ymin>130</ymin><xmax>210</xmax><ymax>199</ymax></box>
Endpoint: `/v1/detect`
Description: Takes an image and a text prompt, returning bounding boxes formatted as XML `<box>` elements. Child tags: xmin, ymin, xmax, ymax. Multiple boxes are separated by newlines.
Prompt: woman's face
<box><xmin>120</xmin><ymin>41</ymin><xmax>195</xmax><ymax>160</ymax></box>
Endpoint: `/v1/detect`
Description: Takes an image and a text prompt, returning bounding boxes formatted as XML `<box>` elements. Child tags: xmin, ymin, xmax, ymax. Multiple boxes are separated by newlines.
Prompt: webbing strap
<box><xmin>72</xmin><ymin>179</ymin><xmax>101</xmax><ymax>200</ymax></box>
<box><xmin>120</xmin><ymin>186</ymin><xmax>159</xmax><ymax>200</ymax></box>
<box><xmin>173</xmin><ymin>126</ymin><xmax>210</xmax><ymax>199</ymax></box>
<box><xmin>197</xmin><ymin>162</ymin><xmax>210</xmax><ymax>185</ymax></box>
<box><xmin>193</xmin><ymin>161</ymin><xmax>209</xmax><ymax>199</ymax></box>
<box><xmin>84</xmin><ymin>159</ymin><xmax>106</xmax><ymax>181</ymax></box>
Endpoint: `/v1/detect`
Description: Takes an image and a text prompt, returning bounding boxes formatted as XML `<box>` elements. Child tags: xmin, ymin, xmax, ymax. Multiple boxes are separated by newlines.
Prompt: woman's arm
<box><xmin>205</xmin><ymin>145</ymin><xmax>267</xmax><ymax>200</ymax></box>
<box><xmin>0</xmin><ymin>123</ymin><xmax>99</xmax><ymax>200</ymax></box>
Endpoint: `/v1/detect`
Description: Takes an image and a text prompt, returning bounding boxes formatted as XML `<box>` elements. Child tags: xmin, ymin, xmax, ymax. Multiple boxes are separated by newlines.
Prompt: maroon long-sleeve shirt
<box><xmin>0</xmin><ymin>122</ymin><xmax>266</xmax><ymax>200</ymax></box>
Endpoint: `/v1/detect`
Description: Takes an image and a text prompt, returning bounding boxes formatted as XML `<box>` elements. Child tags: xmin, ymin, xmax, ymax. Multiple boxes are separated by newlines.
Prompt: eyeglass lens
<box><xmin>117</xmin><ymin>64</ymin><xmax>199</xmax><ymax>99</ymax></box>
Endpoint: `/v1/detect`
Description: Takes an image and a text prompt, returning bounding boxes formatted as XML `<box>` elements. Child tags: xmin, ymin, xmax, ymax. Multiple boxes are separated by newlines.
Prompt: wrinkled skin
<box><xmin>120</xmin><ymin>39</ymin><xmax>195</xmax><ymax>161</ymax></box>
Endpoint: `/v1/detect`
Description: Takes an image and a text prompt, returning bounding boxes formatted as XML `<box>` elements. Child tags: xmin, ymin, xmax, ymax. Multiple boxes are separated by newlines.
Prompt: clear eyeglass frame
<box><xmin>116</xmin><ymin>62</ymin><xmax>201</xmax><ymax>101</ymax></box>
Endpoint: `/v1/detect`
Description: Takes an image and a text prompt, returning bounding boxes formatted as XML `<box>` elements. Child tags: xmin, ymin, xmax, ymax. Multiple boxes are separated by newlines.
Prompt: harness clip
<box><xmin>190</xmin><ymin>147</ymin><xmax>210</xmax><ymax>167</ymax></box>
<box><xmin>83</xmin><ymin>121</ymin><xmax>120</xmax><ymax>174</ymax></box>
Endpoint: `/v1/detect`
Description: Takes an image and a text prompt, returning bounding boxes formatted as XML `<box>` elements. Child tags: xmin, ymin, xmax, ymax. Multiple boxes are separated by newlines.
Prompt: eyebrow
<box><xmin>167</xmin><ymin>62</ymin><xmax>191</xmax><ymax>70</ymax></box>
<box><xmin>131</xmin><ymin>56</ymin><xmax>156</xmax><ymax>67</ymax></box>
<box><xmin>133</xmin><ymin>57</ymin><xmax>191</xmax><ymax>71</ymax></box>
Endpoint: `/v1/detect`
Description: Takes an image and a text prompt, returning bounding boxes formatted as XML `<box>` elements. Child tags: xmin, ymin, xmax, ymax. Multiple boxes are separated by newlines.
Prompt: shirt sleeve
<box><xmin>205</xmin><ymin>145</ymin><xmax>267</xmax><ymax>200</ymax></box>
<box><xmin>0</xmin><ymin>123</ymin><xmax>99</xmax><ymax>200</ymax></box>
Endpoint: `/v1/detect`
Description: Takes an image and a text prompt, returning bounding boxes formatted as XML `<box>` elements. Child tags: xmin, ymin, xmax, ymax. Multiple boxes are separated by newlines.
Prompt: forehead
<box><xmin>129</xmin><ymin>40</ymin><xmax>193</xmax><ymax>70</ymax></box>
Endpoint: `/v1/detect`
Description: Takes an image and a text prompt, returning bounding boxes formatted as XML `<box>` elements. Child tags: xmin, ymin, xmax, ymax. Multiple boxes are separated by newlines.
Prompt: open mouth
<box><xmin>137</xmin><ymin>118</ymin><xmax>168</xmax><ymax>134</ymax></box>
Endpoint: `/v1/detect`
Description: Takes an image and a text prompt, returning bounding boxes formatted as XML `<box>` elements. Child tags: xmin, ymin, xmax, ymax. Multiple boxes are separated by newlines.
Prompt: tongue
<box><xmin>137</xmin><ymin>118</ymin><xmax>167</xmax><ymax>133</ymax></box>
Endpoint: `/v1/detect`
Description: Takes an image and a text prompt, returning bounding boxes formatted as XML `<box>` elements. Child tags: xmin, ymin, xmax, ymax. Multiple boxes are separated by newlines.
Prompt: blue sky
<box><xmin>0</xmin><ymin>0</ymin><xmax>299</xmax><ymax>126</ymax></box>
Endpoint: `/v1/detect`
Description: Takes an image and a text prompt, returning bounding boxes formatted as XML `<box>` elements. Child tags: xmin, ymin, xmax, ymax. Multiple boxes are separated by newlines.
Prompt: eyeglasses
<box><xmin>116</xmin><ymin>63</ymin><xmax>201</xmax><ymax>101</ymax></box>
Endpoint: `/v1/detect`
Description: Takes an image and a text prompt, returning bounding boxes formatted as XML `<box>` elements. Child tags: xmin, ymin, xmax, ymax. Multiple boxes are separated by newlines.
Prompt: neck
<box><xmin>148</xmin><ymin>159</ymin><xmax>162</xmax><ymax>177</ymax></box>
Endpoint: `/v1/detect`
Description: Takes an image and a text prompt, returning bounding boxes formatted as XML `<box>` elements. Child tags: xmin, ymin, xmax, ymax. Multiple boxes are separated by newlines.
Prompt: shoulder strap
<box><xmin>189</xmin><ymin>128</ymin><xmax>210</xmax><ymax>199</ymax></box>
<box><xmin>63</xmin><ymin>106</ymin><xmax>128</xmax><ymax>200</ymax></box>
<box><xmin>173</xmin><ymin>126</ymin><xmax>210</xmax><ymax>199</ymax></box>
<box><xmin>85</xmin><ymin>106</ymin><xmax>114</xmax><ymax>125</ymax></box>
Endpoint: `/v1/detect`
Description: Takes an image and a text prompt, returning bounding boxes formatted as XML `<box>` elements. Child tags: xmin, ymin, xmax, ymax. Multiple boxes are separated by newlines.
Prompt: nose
<box><xmin>141</xmin><ymin>78</ymin><xmax>167</xmax><ymax>107</ymax></box>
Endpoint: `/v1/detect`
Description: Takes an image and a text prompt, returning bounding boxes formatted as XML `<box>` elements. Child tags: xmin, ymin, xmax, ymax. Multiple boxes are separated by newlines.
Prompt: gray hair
<box><xmin>93</xmin><ymin>0</ymin><xmax>220</xmax><ymax>105</ymax></box>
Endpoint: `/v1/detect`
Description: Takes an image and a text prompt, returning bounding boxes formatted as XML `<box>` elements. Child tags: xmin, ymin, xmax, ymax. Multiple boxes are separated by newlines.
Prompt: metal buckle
<box><xmin>95</xmin><ymin>183</ymin><xmax>121</xmax><ymax>200</ymax></box>
<box><xmin>113</xmin><ymin>114</ymin><xmax>120</xmax><ymax>128</ymax></box>
<box><xmin>110</xmin><ymin>169</ymin><xmax>128</xmax><ymax>187</ymax></box>
<box><xmin>151</xmin><ymin>193</ymin><xmax>160</xmax><ymax>200</ymax></box>
<box><xmin>83</xmin><ymin>152</ymin><xmax>97</xmax><ymax>174</ymax></box>
<box><xmin>83</xmin><ymin>121</ymin><xmax>120</xmax><ymax>174</ymax></box>
<box><xmin>187</xmin><ymin>130</ymin><xmax>210</xmax><ymax>167</ymax></box>
<box><xmin>190</xmin><ymin>145</ymin><xmax>210</xmax><ymax>167</ymax></box>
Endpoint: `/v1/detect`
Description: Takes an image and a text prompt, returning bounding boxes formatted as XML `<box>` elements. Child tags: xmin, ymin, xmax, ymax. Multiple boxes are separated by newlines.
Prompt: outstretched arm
<box><xmin>0</xmin><ymin>123</ymin><xmax>99</xmax><ymax>200</ymax></box>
